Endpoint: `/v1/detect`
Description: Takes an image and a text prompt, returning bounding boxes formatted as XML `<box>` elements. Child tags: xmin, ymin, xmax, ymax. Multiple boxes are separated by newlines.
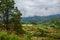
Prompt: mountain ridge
<box><xmin>21</xmin><ymin>14</ymin><xmax>60</xmax><ymax>24</ymax></box>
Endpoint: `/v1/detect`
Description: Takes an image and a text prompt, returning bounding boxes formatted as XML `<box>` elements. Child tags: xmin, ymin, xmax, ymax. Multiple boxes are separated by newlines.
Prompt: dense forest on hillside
<box><xmin>21</xmin><ymin>14</ymin><xmax>60</xmax><ymax>24</ymax></box>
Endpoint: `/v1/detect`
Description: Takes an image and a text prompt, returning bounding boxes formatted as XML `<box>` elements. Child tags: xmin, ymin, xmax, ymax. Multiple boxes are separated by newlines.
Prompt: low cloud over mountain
<box><xmin>15</xmin><ymin>0</ymin><xmax>60</xmax><ymax>17</ymax></box>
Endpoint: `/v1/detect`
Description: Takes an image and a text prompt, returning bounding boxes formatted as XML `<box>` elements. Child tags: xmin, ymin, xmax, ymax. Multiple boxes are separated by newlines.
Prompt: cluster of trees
<box><xmin>0</xmin><ymin>0</ymin><xmax>24</xmax><ymax>34</ymax></box>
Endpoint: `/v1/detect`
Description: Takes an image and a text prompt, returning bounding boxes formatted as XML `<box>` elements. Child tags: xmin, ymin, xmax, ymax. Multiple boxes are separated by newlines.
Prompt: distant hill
<box><xmin>21</xmin><ymin>14</ymin><xmax>60</xmax><ymax>24</ymax></box>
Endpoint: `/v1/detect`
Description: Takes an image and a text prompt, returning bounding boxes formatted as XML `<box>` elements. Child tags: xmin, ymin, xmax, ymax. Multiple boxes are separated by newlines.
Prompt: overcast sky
<box><xmin>15</xmin><ymin>0</ymin><xmax>60</xmax><ymax>17</ymax></box>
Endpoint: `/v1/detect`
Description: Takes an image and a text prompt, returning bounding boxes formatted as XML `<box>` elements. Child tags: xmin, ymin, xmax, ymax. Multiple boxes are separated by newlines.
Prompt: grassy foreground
<box><xmin>0</xmin><ymin>24</ymin><xmax>60</xmax><ymax>40</ymax></box>
<box><xmin>0</xmin><ymin>31</ymin><xmax>20</xmax><ymax>40</ymax></box>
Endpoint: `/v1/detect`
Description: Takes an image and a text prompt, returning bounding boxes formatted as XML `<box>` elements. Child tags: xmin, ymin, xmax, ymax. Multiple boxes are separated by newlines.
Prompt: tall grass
<box><xmin>0</xmin><ymin>31</ymin><xmax>20</xmax><ymax>40</ymax></box>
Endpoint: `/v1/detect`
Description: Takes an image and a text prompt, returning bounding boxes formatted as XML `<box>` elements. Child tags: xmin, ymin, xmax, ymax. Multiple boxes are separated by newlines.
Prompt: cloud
<box><xmin>15</xmin><ymin>0</ymin><xmax>60</xmax><ymax>17</ymax></box>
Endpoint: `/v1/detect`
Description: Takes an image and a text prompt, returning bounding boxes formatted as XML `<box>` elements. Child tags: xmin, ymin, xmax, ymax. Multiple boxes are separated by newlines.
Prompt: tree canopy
<box><xmin>0</xmin><ymin>0</ymin><xmax>23</xmax><ymax>34</ymax></box>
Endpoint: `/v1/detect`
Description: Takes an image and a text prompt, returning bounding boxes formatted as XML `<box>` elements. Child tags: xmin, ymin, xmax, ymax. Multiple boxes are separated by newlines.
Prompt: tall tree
<box><xmin>0</xmin><ymin>0</ymin><xmax>23</xmax><ymax>33</ymax></box>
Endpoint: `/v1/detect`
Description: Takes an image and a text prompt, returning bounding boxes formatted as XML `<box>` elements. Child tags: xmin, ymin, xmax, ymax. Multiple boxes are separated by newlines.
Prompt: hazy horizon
<box><xmin>15</xmin><ymin>0</ymin><xmax>60</xmax><ymax>17</ymax></box>
<box><xmin>21</xmin><ymin>14</ymin><xmax>60</xmax><ymax>17</ymax></box>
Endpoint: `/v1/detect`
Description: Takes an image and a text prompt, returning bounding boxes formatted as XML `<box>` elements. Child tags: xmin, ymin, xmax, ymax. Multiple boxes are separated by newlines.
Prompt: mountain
<box><xmin>21</xmin><ymin>14</ymin><xmax>60</xmax><ymax>24</ymax></box>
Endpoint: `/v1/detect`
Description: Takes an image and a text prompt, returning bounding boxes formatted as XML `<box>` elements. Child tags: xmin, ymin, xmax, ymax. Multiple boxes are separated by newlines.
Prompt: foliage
<box><xmin>0</xmin><ymin>31</ymin><xmax>20</xmax><ymax>40</ymax></box>
<box><xmin>0</xmin><ymin>0</ymin><xmax>24</xmax><ymax>34</ymax></box>
<box><xmin>25</xmin><ymin>33</ymin><xmax>32</xmax><ymax>40</ymax></box>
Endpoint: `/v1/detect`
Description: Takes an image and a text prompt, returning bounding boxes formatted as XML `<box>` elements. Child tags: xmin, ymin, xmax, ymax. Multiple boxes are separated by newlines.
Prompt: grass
<box><xmin>0</xmin><ymin>31</ymin><xmax>20</xmax><ymax>40</ymax></box>
<box><xmin>0</xmin><ymin>24</ymin><xmax>60</xmax><ymax>40</ymax></box>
